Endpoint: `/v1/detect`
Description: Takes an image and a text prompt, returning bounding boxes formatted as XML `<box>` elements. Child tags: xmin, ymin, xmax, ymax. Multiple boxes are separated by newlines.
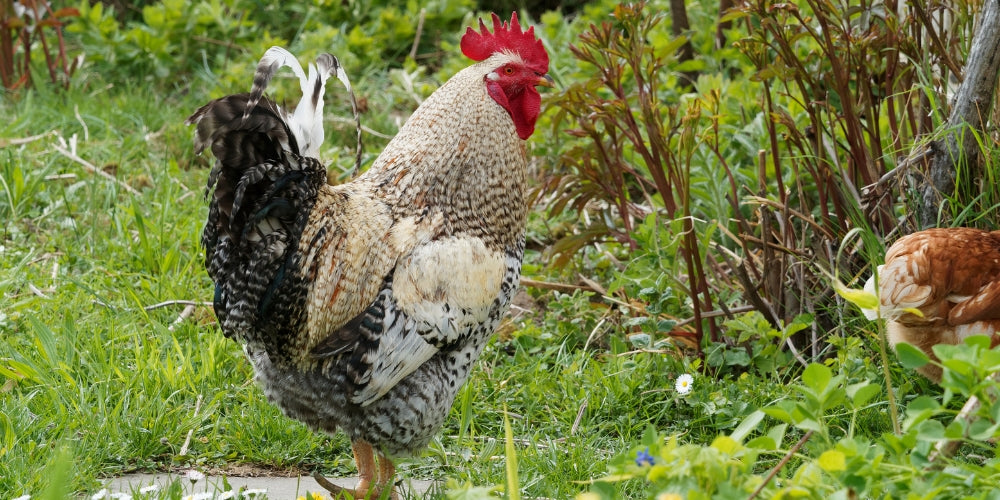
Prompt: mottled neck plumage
<box><xmin>363</xmin><ymin>59</ymin><xmax>528</xmax><ymax>250</ymax></box>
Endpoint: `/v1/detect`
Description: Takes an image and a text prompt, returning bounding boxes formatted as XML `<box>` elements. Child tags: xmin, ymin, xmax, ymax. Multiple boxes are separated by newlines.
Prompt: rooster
<box><xmin>186</xmin><ymin>13</ymin><xmax>552</xmax><ymax>499</ymax></box>
<box><xmin>868</xmin><ymin>227</ymin><xmax>1000</xmax><ymax>382</ymax></box>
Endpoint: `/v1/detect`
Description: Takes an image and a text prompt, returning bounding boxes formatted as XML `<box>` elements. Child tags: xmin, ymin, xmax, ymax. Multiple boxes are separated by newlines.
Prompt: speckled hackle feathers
<box><xmin>872</xmin><ymin>227</ymin><xmax>1000</xmax><ymax>382</ymax></box>
<box><xmin>188</xmin><ymin>14</ymin><xmax>551</xmax><ymax>500</ymax></box>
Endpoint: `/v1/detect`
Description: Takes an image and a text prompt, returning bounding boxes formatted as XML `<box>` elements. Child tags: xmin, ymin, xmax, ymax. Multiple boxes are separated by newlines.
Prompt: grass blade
<box><xmin>504</xmin><ymin>411</ymin><xmax>520</xmax><ymax>500</ymax></box>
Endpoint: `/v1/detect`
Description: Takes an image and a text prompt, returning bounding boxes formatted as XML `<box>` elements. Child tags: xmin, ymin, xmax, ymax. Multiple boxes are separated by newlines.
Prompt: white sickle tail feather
<box><xmin>243</xmin><ymin>47</ymin><xmax>362</xmax><ymax>168</ymax></box>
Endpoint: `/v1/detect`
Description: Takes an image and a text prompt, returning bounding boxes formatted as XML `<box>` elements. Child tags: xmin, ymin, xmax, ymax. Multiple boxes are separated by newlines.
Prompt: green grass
<box><xmin>0</xmin><ymin>78</ymin><xmax>687</xmax><ymax>498</ymax></box>
<box><xmin>0</xmin><ymin>78</ymin><xmax>794</xmax><ymax>499</ymax></box>
<box><xmin>0</xmin><ymin>84</ymin><xmax>352</xmax><ymax>494</ymax></box>
<box><xmin>6</xmin><ymin>1</ymin><xmax>1000</xmax><ymax>498</ymax></box>
<box><xmin>3</xmin><ymin>78</ymin><xmax>1000</xmax><ymax>499</ymax></box>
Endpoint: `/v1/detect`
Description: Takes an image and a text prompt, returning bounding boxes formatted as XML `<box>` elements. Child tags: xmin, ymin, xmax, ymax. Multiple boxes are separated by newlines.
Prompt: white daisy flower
<box><xmin>185</xmin><ymin>470</ymin><xmax>206</xmax><ymax>483</ymax></box>
<box><xmin>91</xmin><ymin>489</ymin><xmax>108</xmax><ymax>500</ymax></box>
<box><xmin>139</xmin><ymin>485</ymin><xmax>159</xmax><ymax>494</ymax></box>
<box><xmin>675</xmin><ymin>373</ymin><xmax>694</xmax><ymax>394</ymax></box>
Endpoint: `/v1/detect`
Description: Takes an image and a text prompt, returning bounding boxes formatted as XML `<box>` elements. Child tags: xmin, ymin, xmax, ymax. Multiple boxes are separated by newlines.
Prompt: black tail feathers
<box><xmin>188</xmin><ymin>93</ymin><xmax>327</xmax><ymax>340</ymax></box>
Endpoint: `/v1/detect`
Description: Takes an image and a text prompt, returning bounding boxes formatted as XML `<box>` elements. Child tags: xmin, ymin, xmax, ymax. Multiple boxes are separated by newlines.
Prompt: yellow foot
<box><xmin>313</xmin><ymin>472</ymin><xmax>398</xmax><ymax>500</ymax></box>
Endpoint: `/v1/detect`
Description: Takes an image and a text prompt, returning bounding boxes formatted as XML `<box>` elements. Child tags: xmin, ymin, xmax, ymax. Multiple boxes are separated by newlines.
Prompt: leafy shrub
<box><xmin>534</xmin><ymin>0</ymin><xmax>993</xmax><ymax>361</ymax></box>
<box><xmin>724</xmin><ymin>0</ymin><xmax>982</xmax><ymax>327</ymax></box>
<box><xmin>582</xmin><ymin>338</ymin><xmax>1000</xmax><ymax>498</ymax></box>
<box><xmin>1</xmin><ymin>0</ymin><xmax>79</xmax><ymax>90</ymax></box>
<box><xmin>66</xmin><ymin>0</ymin><xmax>285</xmax><ymax>89</ymax></box>
<box><xmin>538</xmin><ymin>1</ymin><xmax>723</xmax><ymax>349</ymax></box>
<box><xmin>64</xmin><ymin>0</ymin><xmax>482</xmax><ymax>95</ymax></box>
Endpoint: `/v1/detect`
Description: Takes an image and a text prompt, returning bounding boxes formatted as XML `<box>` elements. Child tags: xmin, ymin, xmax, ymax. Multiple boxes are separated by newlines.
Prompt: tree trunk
<box><xmin>716</xmin><ymin>0</ymin><xmax>735</xmax><ymax>50</ymax></box>
<box><xmin>668</xmin><ymin>0</ymin><xmax>699</xmax><ymax>88</ymax></box>
<box><xmin>918</xmin><ymin>0</ymin><xmax>1000</xmax><ymax>228</ymax></box>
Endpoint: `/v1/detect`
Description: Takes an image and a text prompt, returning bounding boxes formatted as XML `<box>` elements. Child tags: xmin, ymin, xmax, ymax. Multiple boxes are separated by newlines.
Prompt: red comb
<box><xmin>461</xmin><ymin>12</ymin><xmax>549</xmax><ymax>73</ymax></box>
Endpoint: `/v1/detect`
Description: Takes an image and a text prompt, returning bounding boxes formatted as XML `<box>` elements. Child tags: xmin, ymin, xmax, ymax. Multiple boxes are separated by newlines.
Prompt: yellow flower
<box><xmin>656</xmin><ymin>493</ymin><xmax>684</xmax><ymax>500</ymax></box>
<box><xmin>297</xmin><ymin>492</ymin><xmax>329</xmax><ymax>500</ymax></box>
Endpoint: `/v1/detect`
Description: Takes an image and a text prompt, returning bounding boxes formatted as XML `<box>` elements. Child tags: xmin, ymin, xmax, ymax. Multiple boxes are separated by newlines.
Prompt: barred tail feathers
<box><xmin>187</xmin><ymin>93</ymin><xmax>327</xmax><ymax>342</ymax></box>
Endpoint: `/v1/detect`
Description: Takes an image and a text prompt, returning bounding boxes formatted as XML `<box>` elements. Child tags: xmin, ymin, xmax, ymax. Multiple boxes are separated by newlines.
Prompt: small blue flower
<box><xmin>635</xmin><ymin>447</ymin><xmax>655</xmax><ymax>466</ymax></box>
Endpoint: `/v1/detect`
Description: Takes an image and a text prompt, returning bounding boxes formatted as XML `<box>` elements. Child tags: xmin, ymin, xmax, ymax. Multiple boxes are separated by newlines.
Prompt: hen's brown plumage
<box><xmin>877</xmin><ymin>227</ymin><xmax>1000</xmax><ymax>382</ymax></box>
<box><xmin>187</xmin><ymin>14</ymin><xmax>551</xmax><ymax>498</ymax></box>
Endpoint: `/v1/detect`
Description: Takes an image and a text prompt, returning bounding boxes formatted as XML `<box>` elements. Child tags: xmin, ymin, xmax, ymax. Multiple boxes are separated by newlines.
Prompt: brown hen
<box><xmin>876</xmin><ymin>227</ymin><xmax>1000</xmax><ymax>382</ymax></box>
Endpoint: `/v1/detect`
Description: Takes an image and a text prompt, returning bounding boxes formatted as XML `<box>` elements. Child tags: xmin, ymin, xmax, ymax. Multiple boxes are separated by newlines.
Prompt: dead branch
<box><xmin>178</xmin><ymin>394</ymin><xmax>203</xmax><ymax>456</ymax></box>
<box><xmin>917</xmin><ymin>0</ymin><xmax>1000</xmax><ymax>227</ymax></box>
<box><xmin>0</xmin><ymin>131</ymin><xmax>55</xmax><ymax>148</ymax></box>
<box><xmin>748</xmin><ymin>430</ymin><xmax>813</xmax><ymax>500</ymax></box>
<box><xmin>52</xmin><ymin>142</ymin><xmax>142</xmax><ymax>196</ymax></box>
<box><xmin>145</xmin><ymin>300</ymin><xmax>214</xmax><ymax>311</ymax></box>
<box><xmin>520</xmin><ymin>277</ymin><xmax>602</xmax><ymax>295</ymax></box>
<box><xmin>409</xmin><ymin>9</ymin><xmax>426</xmax><ymax>61</ymax></box>
<box><xmin>168</xmin><ymin>304</ymin><xmax>197</xmax><ymax>332</ymax></box>
<box><xmin>927</xmin><ymin>372</ymin><xmax>1000</xmax><ymax>465</ymax></box>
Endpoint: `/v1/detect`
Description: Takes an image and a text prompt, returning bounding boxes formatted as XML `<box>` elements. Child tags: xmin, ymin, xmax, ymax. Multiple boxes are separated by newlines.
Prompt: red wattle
<box><xmin>487</xmin><ymin>81</ymin><xmax>541</xmax><ymax>140</ymax></box>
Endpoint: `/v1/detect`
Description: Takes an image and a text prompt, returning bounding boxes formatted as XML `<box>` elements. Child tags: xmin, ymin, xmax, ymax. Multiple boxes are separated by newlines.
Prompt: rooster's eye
<box><xmin>504</xmin><ymin>67</ymin><xmax>514</xmax><ymax>75</ymax></box>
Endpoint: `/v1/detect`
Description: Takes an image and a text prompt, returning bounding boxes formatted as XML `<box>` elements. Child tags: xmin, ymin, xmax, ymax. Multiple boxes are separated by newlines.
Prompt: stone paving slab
<box><xmin>99</xmin><ymin>473</ymin><xmax>435</xmax><ymax>499</ymax></box>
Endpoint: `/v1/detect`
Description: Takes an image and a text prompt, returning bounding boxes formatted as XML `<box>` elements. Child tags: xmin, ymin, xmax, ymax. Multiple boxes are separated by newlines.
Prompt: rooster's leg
<box><xmin>314</xmin><ymin>439</ymin><xmax>377</xmax><ymax>499</ymax></box>
<box><xmin>352</xmin><ymin>439</ymin><xmax>377</xmax><ymax>494</ymax></box>
<box><xmin>375</xmin><ymin>451</ymin><xmax>398</xmax><ymax>499</ymax></box>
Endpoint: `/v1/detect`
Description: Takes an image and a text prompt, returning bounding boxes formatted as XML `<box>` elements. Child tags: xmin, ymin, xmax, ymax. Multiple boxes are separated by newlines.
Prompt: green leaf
<box><xmin>817</xmin><ymin>450</ymin><xmax>846</xmax><ymax>472</ymax></box>
<box><xmin>903</xmin><ymin>395</ymin><xmax>942</xmax><ymax>430</ymax></box>
<box><xmin>731</xmin><ymin>410</ymin><xmax>766</xmax><ymax>443</ymax></box>
<box><xmin>894</xmin><ymin>342</ymin><xmax>930</xmax><ymax>370</ymax></box>
<box><xmin>944</xmin><ymin>420</ymin><xmax>965</xmax><ymax>440</ymax></box>
<box><xmin>719</xmin><ymin>8</ymin><xmax>750</xmax><ymax>23</ymax></box>
<box><xmin>39</xmin><ymin>445</ymin><xmax>73</xmax><ymax>500</ymax></box>
<box><xmin>0</xmin><ymin>412</ymin><xmax>13</xmax><ymax>461</ymax></box>
<box><xmin>783</xmin><ymin>314</ymin><xmax>813</xmax><ymax>337</ymax></box>
<box><xmin>796</xmin><ymin>418</ymin><xmax>825</xmax><ymax>433</ymax></box>
<box><xmin>969</xmin><ymin>418</ymin><xmax>1000</xmax><ymax>441</ymax></box>
<box><xmin>767</xmin><ymin>424</ymin><xmax>788</xmax><ymax>450</ymax></box>
<box><xmin>832</xmin><ymin>279</ymin><xmax>879</xmax><ymax>310</ymax></box>
<box><xmin>724</xmin><ymin>349</ymin><xmax>751</xmax><ymax>367</ymax></box>
<box><xmin>963</xmin><ymin>334</ymin><xmax>992</xmax><ymax>350</ymax></box>
<box><xmin>802</xmin><ymin>363</ymin><xmax>833</xmax><ymax>395</ymax></box>
<box><xmin>444</xmin><ymin>480</ymin><xmax>504</xmax><ymax>500</ymax></box>
<box><xmin>847</xmin><ymin>382</ymin><xmax>880</xmax><ymax>408</ymax></box>
<box><xmin>915</xmin><ymin>420</ymin><xmax>945</xmax><ymax>440</ymax></box>
<box><xmin>711</xmin><ymin>435</ymin><xmax>741</xmax><ymax>454</ymax></box>
<box><xmin>746</xmin><ymin>435</ymin><xmax>777</xmax><ymax>451</ymax></box>
<box><xmin>762</xmin><ymin>401</ymin><xmax>795</xmax><ymax>424</ymax></box>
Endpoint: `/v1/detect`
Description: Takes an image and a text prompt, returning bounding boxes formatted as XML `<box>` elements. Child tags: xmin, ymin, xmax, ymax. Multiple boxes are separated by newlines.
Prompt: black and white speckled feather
<box><xmin>188</xmin><ymin>42</ymin><xmax>537</xmax><ymax>479</ymax></box>
<box><xmin>187</xmin><ymin>92</ymin><xmax>327</xmax><ymax>353</ymax></box>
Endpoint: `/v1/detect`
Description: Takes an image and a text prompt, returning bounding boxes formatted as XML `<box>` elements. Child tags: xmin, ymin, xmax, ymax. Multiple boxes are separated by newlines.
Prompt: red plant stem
<box><xmin>0</xmin><ymin>0</ymin><xmax>12</xmax><ymax>88</ymax></box>
<box><xmin>35</xmin><ymin>19</ymin><xmax>58</xmax><ymax>87</ymax></box>
<box><xmin>17</xmin><ymin>22</ymin><xmax>29</xmax><ymax>88</ymax></box>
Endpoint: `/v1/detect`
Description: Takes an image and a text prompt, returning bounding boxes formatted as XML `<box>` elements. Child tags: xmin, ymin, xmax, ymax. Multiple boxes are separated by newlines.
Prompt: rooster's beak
<box><xmin>537</xmin><ymin>74</ymin><xmax>555</xmax><ymax>88</ymax></box>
